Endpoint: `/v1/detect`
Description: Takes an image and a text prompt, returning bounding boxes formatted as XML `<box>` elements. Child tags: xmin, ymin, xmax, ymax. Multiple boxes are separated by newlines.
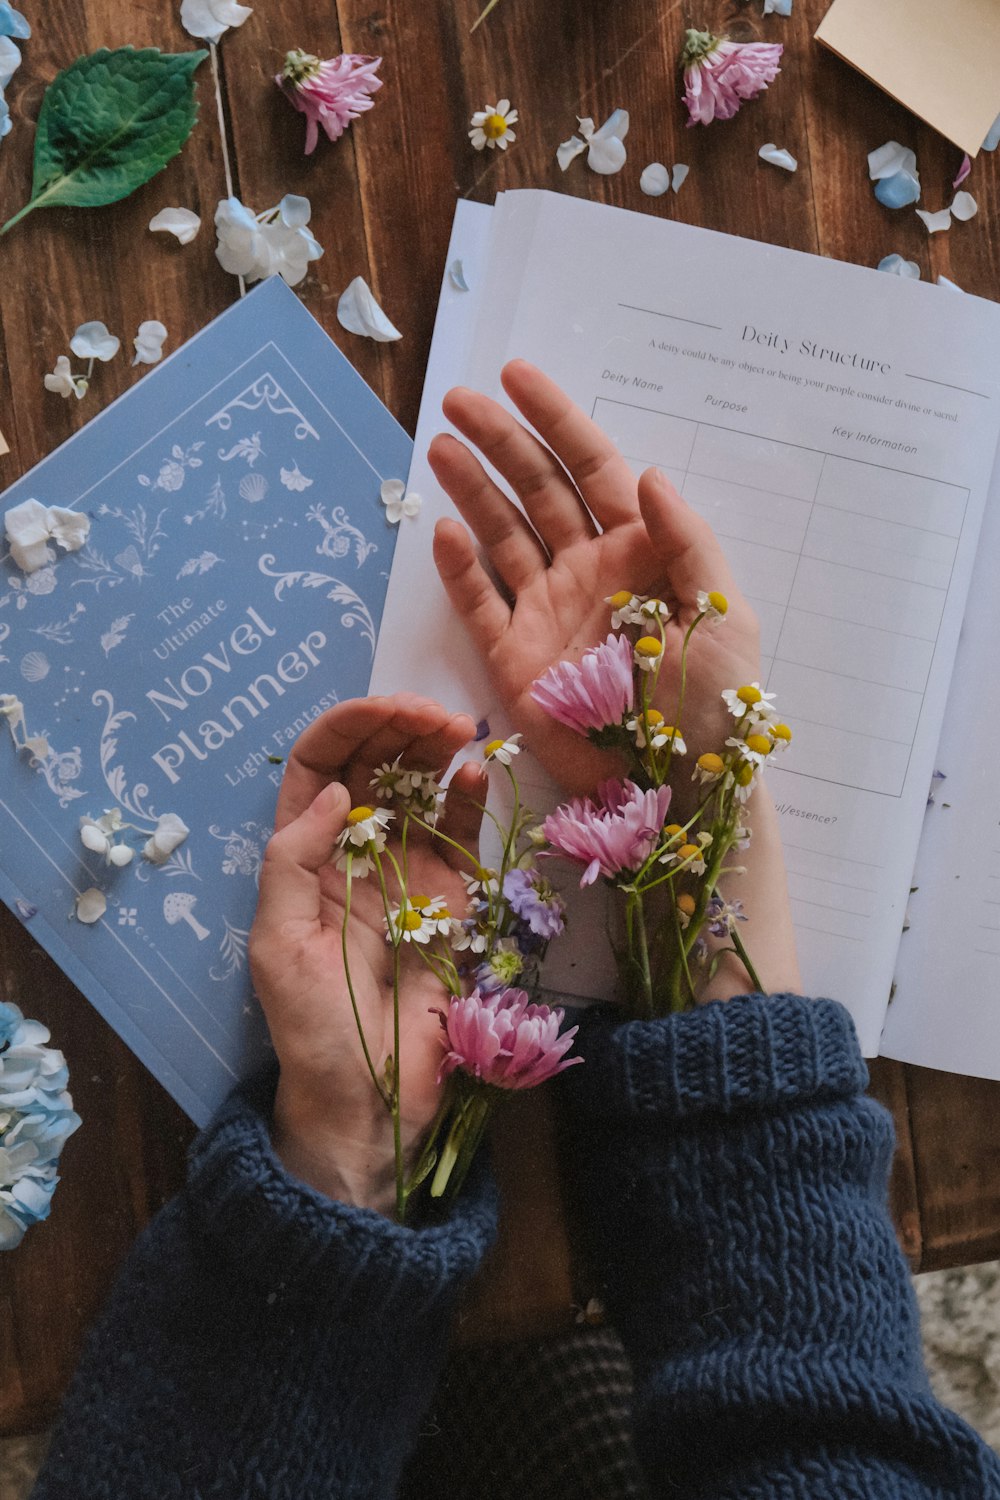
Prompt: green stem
<box><xmin>0</xmin><ymin>198</ymin><xmax>38</xmax><ymax>236</ymax></box>
<box><xmin>729</xmin><ymin>921</ymin><xmax>764</xmax><ymax>992</ymax></box>
<box><xmin>341</xmin><ymin>856</ymin><xmax>390</xmax><ymax>1106</ymax></box>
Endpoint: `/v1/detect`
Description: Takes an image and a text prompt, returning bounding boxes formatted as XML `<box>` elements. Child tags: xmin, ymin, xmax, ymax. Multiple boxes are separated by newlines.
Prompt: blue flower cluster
<box><xmin>0</xmin><ymin>2</ymin><xmax>30</xmax><ymax>145</ymax></box>
<box><xmin>0</xmin><ymin>1000</ymin><xmax>81</xmax><ymax>1249</ymax></box>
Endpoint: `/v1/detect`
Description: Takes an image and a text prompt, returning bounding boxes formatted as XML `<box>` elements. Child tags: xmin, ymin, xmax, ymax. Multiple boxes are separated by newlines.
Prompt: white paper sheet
<box><xmin>374</xmin><ymin>191</ymin><xmax>1000</xmax><ymax>1050</ymax></box>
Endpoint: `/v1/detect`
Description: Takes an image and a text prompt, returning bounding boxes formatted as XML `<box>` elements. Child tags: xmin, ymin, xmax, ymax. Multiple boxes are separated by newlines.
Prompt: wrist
<box><xmin>271</xmin><ymin>1076</ymin><xmax>399</xmax><ymax>1214</ymax></box>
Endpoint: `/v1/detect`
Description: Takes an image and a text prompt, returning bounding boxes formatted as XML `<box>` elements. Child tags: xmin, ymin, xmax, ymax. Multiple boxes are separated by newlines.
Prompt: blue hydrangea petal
<box><xmin>0</xmin><ymin>2</ymin><xmax>30</xmax><ymax>39</ymax></box>
<box><xmin>874</xmin><ymin>170</ymin><xmax>921</xmax><ymax>209</ymax></box>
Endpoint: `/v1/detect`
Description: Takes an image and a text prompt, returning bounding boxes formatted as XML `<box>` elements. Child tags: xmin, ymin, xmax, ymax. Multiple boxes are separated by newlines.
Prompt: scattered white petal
<box><xmin>337</xmin><ymin>276</ymin><xmax>402</xmax><ymax>342</ymax></box>
<box><xmin>763</xmin><ymin>0</ymin><xmax>792</xmax><ymax>12</ymax></box>
<box><xmin>180</xmin><ymin>0</ymin><xmax>252</xmax><ymax>43</ymax></box>
<box><xmin>380</xmin><ymin>478</ymin><xmax>420</xmax><ymax>523</ymax></box>
<box><xmin>983</xmin><ymin>113</ymin><xmax>1000</xmax><ymax>152</ymax></box>
<box><xmin>640</xmin><ymin>162</ymin><xmax>670</xmax><ymax>197</ymax></box>
<box><xmin>937</xmin><ymin>275</ymin><xmax>964</xmax><ymax>292</ymax></box>
<box><xmin>43</xmin><ymin>354</ymin><xmax>85</xmax><ymax>401</ymax></box>
<box><xmin>950</xmin><ymin>190</ymin><xmax>978</xmax><ymax>221</ymax></box>
<box><xmin>132</xmin><ymin>320</ymin><xmax>168</xmax><ymax>366</ymax></box>
<box><xmin>867</xmin><ymin>140</ymin><xmax>917</xmax><ymax>181</ymax></box>
<box><xmin>47</xmin><ymin>506</ymin><xmax>90</xmax><ymax>553</ymax></box>
<box><xmin>759</xmin><ymin>142</ymin><xmax>797</xmax><ymax>172</ymax></box>
<box><xmin>108</xmin><ymin>844</ymin><xmax>135</xmax><ymax>868</ymax></box>
<box><xmin>877</xmin><ymin>253</ymin><xmax>920</xmax><ymax>279</ymax></box>
<box><xmin>916</xmin><ymin>207</ymin><xmax>952</xmax><ymax>234</ymax></box>
<box><xmin>448</xmin><ymin>258</ymin><xmax>470</xmax><ymax>291</ymax></box>
<box><xmin>69</xmin><ymin>321</ymin><xmax>120</xmax><ymax>362</ymax></box>
<box><xmin>23</xmin><ymin>734</ymin><xmax>49</xmax><ymax>759</ymax></box>
<box><xmin>576</xmin><ymin>117</ymin><xmax>595</xmax><ymax>140</ymax></box>
<box><xmin>149</xmin><ymin>207</ymin><xmax>201</xmax><ymax>244</ymax></box>
<box><xmin>75</xmin><ymin>888</ymin><xmax>107</xmax><ymax>924</ymax></box>
<box><xmin>143</xmin><ymin>812</ymin><xmax>190</xmax><ymax>864</ymax></box>
<box><xmin>587</xmin><ymin>108</ymin><xmax>629</xmax><ymax>175</ymax></box>
<box><xmin>278</xmin><ymin>194</ymin><xmax>311</xmax><ymax>230</ymax></box>
<box><xmin>5</xmin><ymin>498</ymin><xmax>90</xmax><ymax>573</ymax></box>
<box><xmin>556</xmin><ymin>134</ymin><xmax>588</xmax><ymax>171</ymax></box>
<box><xmin>214</xmin><ymin>195</ymin><xmax>323</xmax><ymax>289</ymax></box>
<box><xmin>953</xmin><ymin>154</ymin><xmax>971</xmax><ymax>189</ymax></box>
<box><xmin>671</xmin><ymin>163</ymin><xmax>689</xmax><ymax>192</ymax></box>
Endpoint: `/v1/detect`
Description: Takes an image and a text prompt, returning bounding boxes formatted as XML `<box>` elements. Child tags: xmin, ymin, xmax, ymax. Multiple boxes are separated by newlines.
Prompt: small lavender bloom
<box><xmin>706</xmin><ymin>894</ymin><xmax>746</xmax><ymax>938</ymax></box>
<box><xmin>503</xmin><ymin>867</ymin><xmax>567</xmax><ymax>940</ymax></box>
<box><xmin>474</xmin><ymin>938</ymin><xmax>526</xmax><ymax>994</ymax></box>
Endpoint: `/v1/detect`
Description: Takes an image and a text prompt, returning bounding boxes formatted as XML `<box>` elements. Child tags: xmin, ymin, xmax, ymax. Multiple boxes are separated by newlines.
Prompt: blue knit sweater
<box><xmin>31</xmin><ymin>994</ymin><xmax>1000</xmax><ymax>1498</ymax></box>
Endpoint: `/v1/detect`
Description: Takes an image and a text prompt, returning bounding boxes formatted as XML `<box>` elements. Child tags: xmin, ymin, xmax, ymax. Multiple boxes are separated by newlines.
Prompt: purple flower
<box><xmin>473</xmin><ymin>938</ymin><xmax>526</xmax><ymax>994</ymax></box>
<box><xmin>681</xmin><ymin>29</ymin><xmax>782</xmax><ymax>127</ymax></box>
<box><xmin>436</xmin><ymin>986</ymin><xmax>582</xmax><ymax>1089</ymax></box>
<box><xmin>542</xmin><ymin>778</ymin><xmax>672</xmax><ymax>887</ymax></box>
<box><xmin>530</xmin><ymin>634</ymin><xmax>634</xmax><ymax>736</ymax></box>
<box><xmin>705</xmin><ymin>894</ymin><xmax>747</xmax><ymax>938</ymax></box>
<box><xmin>503</xmin><ymin>867</ymin><xmax>567</xmax><ymax>940</ymax></box>
<box><xmin>276</xmin><ymin>50</ymin><xmax>383</xmax><ymax>155</ymax></box>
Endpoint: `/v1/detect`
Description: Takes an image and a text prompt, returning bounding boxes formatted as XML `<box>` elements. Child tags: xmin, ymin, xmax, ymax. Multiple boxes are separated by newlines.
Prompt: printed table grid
<box><xmin>593</xmin><ymin>397</ymin><xmax>969</xmax><ymax>799</ymax></box>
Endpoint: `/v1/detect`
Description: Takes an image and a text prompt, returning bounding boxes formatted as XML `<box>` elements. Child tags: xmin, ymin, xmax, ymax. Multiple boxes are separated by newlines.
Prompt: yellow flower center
<box><xmin>609</xmin><ymin>589</ymin><xmax>633</xmax><ymax>609</ymax></box>
<box><xmin>745</xmin><ymin>734</ymin><xmax>772</xmax><ymax>755</ymax></box>
<box><xmin>401</xmin><ymin>911</ymin><xmax>424</xmax><ymax>931</ymax></box>
<box><xmin>483</xmin><ymin>112</ymin><xmax>508</xmax><ymax>139</ymax></box>
<box><xmin>736</xmin><ymin>685</ymin><xmax>762</xmax><ymax>705</ymax></box>
<box><xmin>770</xmin><ymin>723</ymin><xmax>792</xmax><ymax>742</ymax></box>
<box><xmin>347</xmin><ymin>805</ymin><xmax>375</xmax><ymax>825</ymax></box>
<box><xmin>635</xmin><ymin>636</ymin><xmax>663</xmax><ymax>659</ymax></box>
<box><xmin>410</xmin><ymin>894</ymin><xmax>431</xmax><ymax>909</ymax></box>
<box><xmin>678</xmin><ymin>843</ymin><xmax>700</xmax><ymax>861</ymax></box>
<box><xmin>641</xmin><ymin>709</ymin><xmax>664</xmax><ymax>726</ymax></box>
<box><xmin>697</xmin><ymin>752</ymin><xmax>725</xmax><ymax>775</ymax></box>
<box><xmin>664</xmin><ymin>823</ymin><xmax>683</xmax><ymax>839</ymax></box>
<box><xmin>430</xmin><ymin>904</ymin><xmax>451</xmax><ymax>919</ymax></box>
<box><xmin>484</xmin><ymin>739</ymin><xmax>506</xmax><ymax>757</ymax></box>
<box><xmin>677</xmin><ymin>893</ymin><xmax>696</xmax><ymax>916</ymax></box>
<box><xmin>735</xmin><ymin>762</ymin><xmax>755</xmax><ymax>786</ymax></box>
<box><xmin>662</xmin><ymin>725</ymin><xmax>681</xmax><ymax>740</ymax></box>
<box><xmin>707</xmin><ymin>590</ymin><xmax>728</xmax><ymax>614</ymax></box>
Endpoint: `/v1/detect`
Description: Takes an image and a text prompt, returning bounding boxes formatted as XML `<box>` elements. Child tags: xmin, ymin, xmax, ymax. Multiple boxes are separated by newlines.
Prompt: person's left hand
<box><xmin>249</xmin><ymin>695</ymin><xmax>485</xmax><ymax>1215</ymax></box>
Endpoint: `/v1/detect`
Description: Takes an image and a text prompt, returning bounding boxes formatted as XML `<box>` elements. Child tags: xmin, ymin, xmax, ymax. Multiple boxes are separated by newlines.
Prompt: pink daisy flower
<box><xmin>436</xmin><ymin>986</ymin><xmax>581</xmax><ymax>1089</ymax></box>
<box><xmin>276</xmin><ymin>50</ymin><xmax>383</xmax><ymax>156</ymax></box>
<box><xmin>680</xmin><ymin>29</ymin><xmax>782</xmax><ymax>127</ymax></box>
<box><xmin>530</xmin><ymin>634</ymin><xmax>634</xmax><ymax>736</ymax></box>
<box><xmin>542</xmin><ymin>777</ymin><xmax>672</xmax><ymax>887</ymax></box>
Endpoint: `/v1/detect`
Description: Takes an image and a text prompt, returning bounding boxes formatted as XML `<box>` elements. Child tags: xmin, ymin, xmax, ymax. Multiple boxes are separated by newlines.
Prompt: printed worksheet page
<box><xmin>881</xmin><ymin>453</ymin><xmax>1000</xmax><ymax>1078</ymax></box>
<box><xmin>375</xmin><ymin>193</ymin><xmax>1000</xmax><ymax>1052</ymax></box>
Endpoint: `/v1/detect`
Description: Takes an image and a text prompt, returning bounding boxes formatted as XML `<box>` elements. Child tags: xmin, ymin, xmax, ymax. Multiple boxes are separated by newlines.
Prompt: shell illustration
<box><xmin>239</xmin><ymin>473</ymin><xmax>269</xmax><ymax>504</ymax></box>
<box><xmin>20</xmin><ymin>651</ymin><xmax>50</xmax><ymax>682</ymax></box>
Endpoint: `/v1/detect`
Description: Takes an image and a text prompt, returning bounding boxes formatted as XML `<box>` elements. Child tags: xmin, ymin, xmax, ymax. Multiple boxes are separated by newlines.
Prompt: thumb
<box><xmin>255</xmin><ymin>780</ymin><xmax>351</xmax><ymax>931</ymax></box>
<box><xmin>637</xmin><ymin>467</ymin><xmax>737</xmax><ymax>604</ymax></box>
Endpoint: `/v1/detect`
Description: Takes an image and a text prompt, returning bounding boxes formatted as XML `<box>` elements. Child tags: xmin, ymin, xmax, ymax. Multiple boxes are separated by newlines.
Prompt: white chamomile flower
<box><xmin>626</xmin><ymin>707</ymin><xmax>667</xmax><ymax>749</ymax></box>
<box><xmin>370</xmin><ymin>758</ymin><xmax>408</xmax><ymax>800</ymax></box>
<box><xmin>386</xmin><ymin>895</ymin><xmax>453</xmax><ymax>945</ymax></box>
<box><xmin>638</xmin><ymin>597</ymin><xmax>671</xmax><ymax>625</ymax></box>
<box><xmin>380</xmin><ymin>478</ymin><xmax>420</xmax><ymax>523</ymax></box>
<box><xmin>484</xmin><ymin>733</ymin><xmax>522</xmax><ymax>765</ymax></box>
<box><xmin>768</xmin><ymin>722</ymin><xmax>793</xmax><ymax>752</ymax></box>
<box><xmin>696</xmin><ymin>589</ymin><xmax>729</xmax><ymax>623</ymax></box>
<box><xmin>634</xmin><ymin>636</ymin><xmax>664</xmax><ymax>673</ymax></box>
<box><xmin>461</xmin><ymin>867</ymin><xmax>500</xmax><ymax>899</ymax></box>
<box><xmin>335</xmin><ymin>805</ymin><xmax>392</xmax><ymax>876</ymax></box>
<box><xmin>726</xmin><ymin>763</ymin><xmax>758</xmax><ymax>803</ymax></box>
<box><xmin>43</xmin><ymin>354</ymin><xmax>87</xmax><ymax>401</ymax></box>
<box><xmin>662</xmin><ymin>839</ymin><xmax>707</xmax><ymax>875</ymax></box>
<box><xmin>726</xmin><ymin>732</ymin><xmax>773</xmax><ymax>768</ymax></box>
<box><xmin>721</xmin><ymin>683</ymin><xmax>777</xmax><ymax>721</ymax></box>
<box><xmin>469</xmin><ymin>98</ymin><xmax>518</xmax><ymax>151</ymax></box>
<box><xmin>605</xmin><ymin>590</ymin><xmax>644</xmax><ymax>628</ymax></box>
<box><xmin>452</xmin><ymin>922</ymin><xmax>489</xmax><ymax>953</ymax></box>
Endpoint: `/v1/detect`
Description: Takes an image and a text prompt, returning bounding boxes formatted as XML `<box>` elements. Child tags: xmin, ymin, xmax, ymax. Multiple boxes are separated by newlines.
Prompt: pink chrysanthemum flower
<box><xmin>680</xmin><ymin>28</ymin><xmax>782</xmax><ymax>127</ymax></box>
<box><xmin>530</xmin><ymin>634</ymin><xmax>634</xmax><ymax>736</ymax></box>
<box><xmin>436</xmin><ymin>986</ymin><xmax>581</xmax><ymax>1088</ymax></box>
<box><xmin>542</xmin><ymin>777</ymin><xmax>672</xmax><ymax>887</ymax></box>
<box><xmin>276</xmin><ymin>49</ymin><xmax>383</xmax><ymax>156</ymax></box>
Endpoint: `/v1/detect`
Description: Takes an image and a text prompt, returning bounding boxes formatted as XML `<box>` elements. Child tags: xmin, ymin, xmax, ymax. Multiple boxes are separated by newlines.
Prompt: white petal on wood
<box><xmin>149</xmin><ymin>207</ymin><xmax>202</xmax><ymax>244</ymax></box>
<box><xmin>336</xmin><ymin>277</ymin><xmax>403</xmax><ymax>342</ymax></box>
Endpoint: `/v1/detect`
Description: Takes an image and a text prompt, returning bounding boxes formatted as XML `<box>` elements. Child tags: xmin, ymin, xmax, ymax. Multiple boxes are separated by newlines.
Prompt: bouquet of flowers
<box><xmin>0</xmin><ymin>1001</ymin><xmax>81</xmax><ymax>1249</ymax></box>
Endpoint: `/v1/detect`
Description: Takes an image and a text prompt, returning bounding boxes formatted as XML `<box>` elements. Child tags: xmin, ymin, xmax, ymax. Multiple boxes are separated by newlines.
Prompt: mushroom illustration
<box><xmin>163</xmin><ymin>891</ymin><xmax>210</xmax><ymax>941</ymax></box>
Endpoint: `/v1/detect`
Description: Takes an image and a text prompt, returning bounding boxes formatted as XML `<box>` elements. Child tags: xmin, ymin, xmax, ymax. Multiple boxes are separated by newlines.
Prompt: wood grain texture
<box><xmin>3</xmin><ymin>0</ymin><xmax>1000</xmax><ymax>1436</ymax></box>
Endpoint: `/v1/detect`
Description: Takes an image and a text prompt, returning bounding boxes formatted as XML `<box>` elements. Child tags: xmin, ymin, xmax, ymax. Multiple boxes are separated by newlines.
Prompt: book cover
<box><xmin>0</xmin><ymin>277</ymin><xmax>411</xmax><ymax>1126</ymax></box>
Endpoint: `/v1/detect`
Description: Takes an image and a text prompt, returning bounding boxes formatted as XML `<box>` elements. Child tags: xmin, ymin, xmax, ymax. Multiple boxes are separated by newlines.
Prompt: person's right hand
<box><xmin>429</xmin><ymin>360</ymin><xmax>761</xmax><ymax>801</ymax></box>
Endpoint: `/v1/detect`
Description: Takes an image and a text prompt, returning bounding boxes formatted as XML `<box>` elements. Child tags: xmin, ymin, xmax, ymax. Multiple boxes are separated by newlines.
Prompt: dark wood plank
<box><xmin>905</xmin><ymin>1064</ymin><xmax>1000</xmax><ymax>1272</ymax></box>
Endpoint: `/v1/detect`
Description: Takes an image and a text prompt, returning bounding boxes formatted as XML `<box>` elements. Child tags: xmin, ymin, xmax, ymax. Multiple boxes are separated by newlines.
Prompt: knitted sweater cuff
<box><xmin>559</xmin><ymin>993</ymin><xmax>868</xmax><ymax>1123</ymax></box>
<box><xmin>185</xmin><ymin>1064</ymin><xmax>498</xmax><ymax>1316</ymax></box>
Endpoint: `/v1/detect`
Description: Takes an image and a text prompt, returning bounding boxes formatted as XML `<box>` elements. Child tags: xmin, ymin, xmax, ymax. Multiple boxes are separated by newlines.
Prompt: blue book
<box><xmin>0</xmin><ymin>277</ymin><xmax>411</xmax><ymax>1126</ymax></box>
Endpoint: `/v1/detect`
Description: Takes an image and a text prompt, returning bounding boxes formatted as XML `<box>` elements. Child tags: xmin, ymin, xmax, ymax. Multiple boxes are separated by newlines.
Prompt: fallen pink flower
<box><xmin>681</xmin><ymin>28</ymin><xmax>782</xmax><ymax>127</ymax></box>
<box><xmin>953</xmin><ymin>153</ymin><xmax>971</xmax><ymax>189</ymax></box>
<box><xmin>530</xmin><ymin>633</ymin><xmax>634</xmax><ymax>736</ymax></box>
<box><xmin>276</xmin><ymin>49</ymin><xmax>383</xmax><ymax>156</ymax></box>
<box><xmin>436</xmin><ymin>986</ymin><xmax>581</xmax><ymax>1088</ymax></box>
<box><xmin>542</xmin><ymin>777</ymin><xmax>672</xmax><ymax>886</ymax></box>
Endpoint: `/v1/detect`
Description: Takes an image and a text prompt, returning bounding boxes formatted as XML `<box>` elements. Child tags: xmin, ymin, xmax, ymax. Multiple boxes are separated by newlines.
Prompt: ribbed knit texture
<box><xmin>557</xmin><ymin>994</ymin><xmax>1000</xmax><ymax>1498</ymax></box>
<box><xmin>29</xmin><ymin>996</ymin><xmax>1000</xmax><ymax>1499</ymax></box>
<box><xmin>31</xmin><ymin>1064</ymin><xmax>498</xmax><ymax>1500</ymax></box>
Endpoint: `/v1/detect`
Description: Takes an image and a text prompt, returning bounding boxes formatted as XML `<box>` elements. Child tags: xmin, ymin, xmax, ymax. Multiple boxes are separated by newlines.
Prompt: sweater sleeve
<box><xmin>556</xmin><ymin>994</ymin><xmax>1000</xmax><ymax>1500</ymax></box>
<box><xmin>32</xmin><ymin>1064</ymin><xmax>498</xmax><ymax>1500</ymax></box>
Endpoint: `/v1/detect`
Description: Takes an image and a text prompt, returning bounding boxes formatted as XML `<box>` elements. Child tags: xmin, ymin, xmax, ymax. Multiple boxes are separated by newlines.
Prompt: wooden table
<box><xmin>2</xmin><ymin>0</ymin><xmax>1000</xmax><ymax>1438</ymax></box>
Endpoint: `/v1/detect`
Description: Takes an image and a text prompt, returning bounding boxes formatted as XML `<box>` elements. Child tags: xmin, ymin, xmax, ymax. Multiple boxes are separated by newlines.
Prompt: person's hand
<box><xmin>249</xmin><ymin>695</ymin><xmax>486</xmax><ymax>1215</ymax></box>
<box><xmin>429</xmin><ymin>361</ymin><xmax>761</xmax><ymax>806</ymax></box>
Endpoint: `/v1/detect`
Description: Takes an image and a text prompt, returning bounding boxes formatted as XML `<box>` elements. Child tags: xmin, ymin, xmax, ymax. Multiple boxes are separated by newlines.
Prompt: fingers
<box><xmin>276</xmin><ymin>696</ymin><xmax>476</xmax><ymax>829</ymax></box>
<box><xmin>428</xmin><ymin>430</ymin><xmax>549</xmax><ymax>595</ymax></box>
<box><xmin>255</xmin><ymin>780</ymin><xmax>350</xmax><ymax>934</ymax></box>
<box><xmin>500</xmin><ymin>360</ymin><xmax>641</xmax><ymax>529</ymax></box>
<box><xmin>637</xmin><ymin>467</ymin><xmax>739</xmax><ymax>607</ymax></box>
<box><xmin>441</xmin><ymin>386</ymin><xmax>597</xmax><ymax>553</ymax></box>
<box><xmin>435</xmin><ymin>761</ymin><xmax>488</xmax><ymax>872</ymax></box>
<box><xmin>432</xmin><ymin>517</ymin><xmax>511</xmax><ymax>662</ymax></box>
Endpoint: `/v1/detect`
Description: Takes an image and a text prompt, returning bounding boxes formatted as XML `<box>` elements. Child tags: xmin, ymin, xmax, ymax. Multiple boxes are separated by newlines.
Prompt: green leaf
<box><xmin>2</xmin><ymin>47</ymin><xmax>207</xmax><ymax>234</ymax></box>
